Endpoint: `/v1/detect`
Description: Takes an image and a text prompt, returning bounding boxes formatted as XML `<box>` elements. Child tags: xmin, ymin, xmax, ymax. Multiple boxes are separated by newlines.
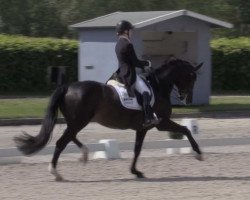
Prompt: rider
<box><xmin>115</xmin><ymin>20</ymin><xmax>160</xmax><ymax>128</ymax></box>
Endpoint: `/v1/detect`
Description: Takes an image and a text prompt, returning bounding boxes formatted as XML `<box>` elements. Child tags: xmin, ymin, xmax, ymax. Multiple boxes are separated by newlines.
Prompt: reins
<box><xmin>147</xmin><ymin>64</ymin><xmax>174</xmax><ymax>98</ymax></box>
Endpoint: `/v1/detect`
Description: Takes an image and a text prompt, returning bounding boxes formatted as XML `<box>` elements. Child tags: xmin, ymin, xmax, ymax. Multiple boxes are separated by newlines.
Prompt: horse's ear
<box><xmin>194</xmin><ymin>62</ymin><xmax>203</xmax><ymax>71</ymax></box>
<box><xmin>164</xmin><ymin>55</ymin><xmax>177</xmax><ymax>65</ymax></box>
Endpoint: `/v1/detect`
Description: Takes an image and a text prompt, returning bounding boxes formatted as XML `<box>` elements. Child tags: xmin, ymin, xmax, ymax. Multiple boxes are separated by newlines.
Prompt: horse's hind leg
<box><xmin>72</xmin><ymin>137</ymin><xmax>88</xmax><ymax>163</ymax></box>
<box><xmin>49</xmin><ymin>113</ymin><xmax>93</xmax><ymax>181</ymax></box>
<box><xmin>48</xmin><ymin>127</ymin><xmax>75</xmax><ymax>181</ymax></box>
<box><xmin>49</xmin><ymin>125</ymin><xmax>89</xmax><ymax>181</ymax></box>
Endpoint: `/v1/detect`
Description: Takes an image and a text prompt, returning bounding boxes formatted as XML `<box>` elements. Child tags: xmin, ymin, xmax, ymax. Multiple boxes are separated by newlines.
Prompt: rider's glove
<box><xmin>144</xmin><ymin>60</ymin><xmax>152</xmax><ymax>73</ymax></box>
<box><xmin>146</xmin><ymin>60</ymin><xmax>152</xmax><ymax>68</ymax></box>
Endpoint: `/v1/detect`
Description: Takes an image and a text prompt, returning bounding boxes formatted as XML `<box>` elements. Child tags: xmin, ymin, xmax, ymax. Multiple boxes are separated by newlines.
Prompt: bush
<box><xmin>211</xmin><ymin>37</ymin><xmax>250</xmax><ymax>92</ymax></box>
<box><xmin>0</xmin><ymin>35</ymin><xmax>249</xmax><ymax>94</ymax></box>
<box><xmin>0</xmin><ymin>34</ymin><xmax>78</xmax><ymax>93</ymax></box>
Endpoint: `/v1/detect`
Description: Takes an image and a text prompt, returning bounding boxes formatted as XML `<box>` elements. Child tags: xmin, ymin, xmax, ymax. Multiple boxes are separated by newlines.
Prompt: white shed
<box><xmin>70</xmin><ymin>10</ymin><xmax>232</xmax><ymax>105</ymax></box>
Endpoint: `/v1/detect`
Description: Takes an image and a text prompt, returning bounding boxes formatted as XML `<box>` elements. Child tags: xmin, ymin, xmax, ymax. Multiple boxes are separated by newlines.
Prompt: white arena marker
<box><xmin>0</xmin><ymin>157</ymin><xmax>22</xmax><ymax>165</ymax></box>
<box><xmin>166</xmin><ymin>139</ymin><xmax>181</xmax><ymax>154</ymax></box>
<box><xmin>166</xmin><ymin>119</ymin><xmax>200</xmax><ymax>155</ymax></box>
<box><xmin>0</xmin><ymin>147</ymin><xmax>23</xmax><ymax>165</ymax></box>
<box><xmin>181</xmin><ymin>118</ymin><xmax>199</xmax><ymax>138</ymax></box>
<box><xmin>181</xmin><ymin>118</ymin><xmax>200</xmax><ymax>154</ymax></box>
<box><xmin>165</xmin><ymin>138</ymin><xmax>192</xmax><ymax>155</ymax></box>
<box><xmin>93</xmin><ymin>139</ymin><xmax>121</xmax><ymax>160</ymax></box>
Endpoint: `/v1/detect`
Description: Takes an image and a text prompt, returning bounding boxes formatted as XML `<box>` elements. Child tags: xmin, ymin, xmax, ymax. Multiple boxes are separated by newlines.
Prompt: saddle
<box><xmin>107</xmin><ymin>75</ymin><xmax>155</xmax><ymax>110</ymax></box>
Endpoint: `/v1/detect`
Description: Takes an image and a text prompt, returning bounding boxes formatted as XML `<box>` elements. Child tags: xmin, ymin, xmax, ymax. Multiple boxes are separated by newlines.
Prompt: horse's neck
<box><xmin>153</xmin><ymin>69</ymin><xmax>176</xmax><ymax>99</ymax></box>
<box><xmin>149</xmin><ymin>75</ymin><xmax>174</xmax><ymax>100</ymax></box>
<box><xmin>161</xmin><ymin>82</ymin><xmax>174</xmax><ymax>99</ymax></box>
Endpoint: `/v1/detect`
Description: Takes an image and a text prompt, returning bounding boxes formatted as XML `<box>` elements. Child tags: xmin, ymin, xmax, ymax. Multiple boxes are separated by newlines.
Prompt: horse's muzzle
<box><xmin>186</xmin><ymin>92</ymin><xmax>193</xmax><ymax>104</ymax></box>
<box><xmin>179</xmin><ymin>91</ymin><xmax>193</xmax><ymax>104</ymax></box>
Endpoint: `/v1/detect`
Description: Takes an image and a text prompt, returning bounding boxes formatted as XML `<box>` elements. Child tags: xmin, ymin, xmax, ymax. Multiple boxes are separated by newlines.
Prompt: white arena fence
<box><xmin>1</xmin><ymin>137</ymin><xmax>250</xmax><ymax>162</ymax></box>
<box><xmin>1</xmin><ymin>119</ymin><xmax>250</xmax><ymax>163</ymax></box>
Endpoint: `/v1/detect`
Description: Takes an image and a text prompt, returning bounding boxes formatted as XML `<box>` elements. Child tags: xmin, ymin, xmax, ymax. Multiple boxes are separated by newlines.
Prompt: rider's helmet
<box><xmin>116</xmin><ymin>20</ymin><xmax>134</xmax><ymax>35</ymax></box>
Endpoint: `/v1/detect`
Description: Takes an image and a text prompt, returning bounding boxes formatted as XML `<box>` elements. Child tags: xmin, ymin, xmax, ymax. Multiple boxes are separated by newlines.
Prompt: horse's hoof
<box><xmin>195</xmin><ymin>153</ymin><xmax>204</xmax><ymax>161</ymax></box>
<box><xmin>55</xmin><ymin>176</ymin><xmax>64</xmax><ymax>182</ymax></box>
<box><xmin>137</xmin><ymin>174</ymin><xmax>145</xmax><ymax>178</ymax></box>
<box><xmin>48</xmin><ymin>163</ymin><xmax>64</xmax><ymax>181</ymax></box>
<box><xmin>79</xmin><ymin>156</ymin><xmax>88</xmax><ymax>164</ymax></box>
<box><xmin>52</xmin><ymin>172</ymin><xmax>64</xmax><ymax>182</ymax></box>
<box><xmin>131</xmin><ymin>169</ymin><xmax>145</xmax><ymax>178</ymax></box>
<box><xmin>136</xmin><ymin>172</ymin><xmax>145</xmax><ymax>178</ymax></box>
<box><xmin>79</xmin><ymin>147</ymin><xmax>89</xmax><ymax>164</ymax></box>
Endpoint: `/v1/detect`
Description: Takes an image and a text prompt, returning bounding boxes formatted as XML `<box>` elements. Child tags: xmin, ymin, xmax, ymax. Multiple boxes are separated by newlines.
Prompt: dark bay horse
<box><xmin>14</xmin><ymin>57</ymin><xmax>203</xmax><ymax>181</ymax></box>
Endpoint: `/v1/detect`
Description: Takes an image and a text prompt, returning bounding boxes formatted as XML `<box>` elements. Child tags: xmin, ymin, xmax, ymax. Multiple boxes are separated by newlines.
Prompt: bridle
<box><xmin>146</xmin><ymin>60</ymin><xmax>200</xmax><ymax>104</ymax></box>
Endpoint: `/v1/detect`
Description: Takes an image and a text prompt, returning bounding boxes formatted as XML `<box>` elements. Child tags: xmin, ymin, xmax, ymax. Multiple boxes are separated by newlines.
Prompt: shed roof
<box><xmin>70</xmin><ymin>10</ymin><xmax>233</xmax><ymax>29</ymax></box>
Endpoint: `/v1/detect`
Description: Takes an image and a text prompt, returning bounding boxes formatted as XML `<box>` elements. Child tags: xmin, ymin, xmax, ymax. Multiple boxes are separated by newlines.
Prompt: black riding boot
<box><xmin>142</xmin><ymin>92</ymin><xmax>161</xmax><ymax>128</ymax></box>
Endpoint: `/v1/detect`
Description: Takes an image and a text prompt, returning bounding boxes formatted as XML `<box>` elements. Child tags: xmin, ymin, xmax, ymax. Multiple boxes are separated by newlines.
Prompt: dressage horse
<box><xmin>14</xmin><ymin>57</ymin><xmax>203</xmax><ymax>181</ymax></box>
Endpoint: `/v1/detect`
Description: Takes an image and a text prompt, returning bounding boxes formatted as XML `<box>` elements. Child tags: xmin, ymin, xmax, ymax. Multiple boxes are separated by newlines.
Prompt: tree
<box><xmin>0</xmin><ymin>0</ymin><xmax>249</xmax><ymax>38</ymax></box>
<box><xmin>0</xmin><ymin>0</ymin><xmax>32</xmax><ymax>35</ymax></box>
<box><xmin>29</xmin><ymin>0</ymin><xmax>66</xmax><ymax>37</ymax></box>
<box><xmin>226</xmin><ymin>0</ymin><xmax>250</xmax><ymax>36</ymax></box>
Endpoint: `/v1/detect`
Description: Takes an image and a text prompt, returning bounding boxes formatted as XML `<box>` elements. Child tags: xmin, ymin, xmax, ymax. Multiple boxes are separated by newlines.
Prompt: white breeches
<box><xmin>134</xmin><ymin>75</ymin><xmax>151</xmax><ymax>95</ymax></box>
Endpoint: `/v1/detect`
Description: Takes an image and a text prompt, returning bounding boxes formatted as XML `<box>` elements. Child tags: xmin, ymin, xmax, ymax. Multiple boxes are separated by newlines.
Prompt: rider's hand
<box><xmin>144</xmin><ymin>60</ymin><xmax>152</xmax><ymax>73</ymax></box>
<box><xmin>146</xmin><ymin>60</ymin><xmax>152</xmax><ymax>68</ymax></box>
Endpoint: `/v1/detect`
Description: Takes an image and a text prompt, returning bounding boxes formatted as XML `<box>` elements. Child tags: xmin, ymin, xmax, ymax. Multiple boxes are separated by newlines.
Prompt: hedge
<box><xmin>211</xmin><ymin>37</ymin><xmax>250</xmax><ymax>92</ymax></box>
<box><xmin>0</xmin><ymin>34</ymin><xmax>78</xmax><ymax>93</ymax></box>
<box><xmin>0</xmin><ymin>35</ymin><xmax>249</xmax><ymax>93</ymax></box>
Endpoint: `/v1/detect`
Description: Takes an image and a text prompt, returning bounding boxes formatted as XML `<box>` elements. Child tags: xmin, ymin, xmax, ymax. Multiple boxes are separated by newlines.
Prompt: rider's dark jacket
<box><xmin>115</xmin><ymin>37</ymin><xmax>149</xmax><ymax>87</ymax></box>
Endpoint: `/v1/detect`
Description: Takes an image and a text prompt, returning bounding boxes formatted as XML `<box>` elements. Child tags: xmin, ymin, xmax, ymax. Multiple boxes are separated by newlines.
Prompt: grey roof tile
<box><xmin>70</xmin><ymin>10</ymin><xmax>233</xmax><ymax>29</ymax></box>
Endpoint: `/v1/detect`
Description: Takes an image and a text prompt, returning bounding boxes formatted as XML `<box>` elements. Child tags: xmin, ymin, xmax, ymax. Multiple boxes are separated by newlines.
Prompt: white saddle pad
<box><xmin>107</xmin><ymin>80</ymin><xmax>155</xmax><ymax>110</ymax></box>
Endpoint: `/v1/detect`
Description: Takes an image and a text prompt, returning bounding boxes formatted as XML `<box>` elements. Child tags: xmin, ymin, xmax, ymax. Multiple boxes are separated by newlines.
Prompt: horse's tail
<box><xmin>14</xmin><ymin>85</ymin><xmax>68</xmax><ymax>155</ymax></box>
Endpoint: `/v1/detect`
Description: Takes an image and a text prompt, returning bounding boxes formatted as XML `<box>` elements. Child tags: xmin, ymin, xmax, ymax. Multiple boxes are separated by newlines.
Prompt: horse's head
<box><xmin>174</xmin><ymin>61</ymin><xmax>203</xmax><ymax>104</ymax></box>
<box><xmin>154</xmin><ymin>56</ymin><xmax>203</xmax><ymax>104</ymax></box>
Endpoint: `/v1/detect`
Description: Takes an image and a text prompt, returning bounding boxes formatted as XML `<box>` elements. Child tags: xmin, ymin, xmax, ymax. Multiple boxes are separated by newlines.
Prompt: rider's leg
<box><xmin>134</xmin><ymin>75</ymin><xmax>160</xmax><ymax>127</ymax></box>
<box><xmin>142</xmin><ymin>91</ymin><xmax>154</xmax><ymax>126</ymax></box>
<box><xmin>134</xmin><ymin>75</ymin><xmax>151</xmax><ymax>94</ymax></box>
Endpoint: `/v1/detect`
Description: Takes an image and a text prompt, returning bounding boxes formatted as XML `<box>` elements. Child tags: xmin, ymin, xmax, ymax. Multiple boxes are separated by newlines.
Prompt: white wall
<box><xmin>77</xmin><ymin>16</ymin><xmax>211</xmax><ymax>104</ymax></box>
<box><xmin>194</xmin><ymin>24</ymin><xmax>211</xmax><ymax>104</ymax></box>
<box><xmin>78</xmin><ymin>29</ymin><xmax>117</xmax><ymax>83</ymax></box>
<box><xmin>141</xmin><ymin>31</ymin><xmax>197</xmax><ymax>65</ymax></box>
<box><xmin>136</xmin><ymin>16</ymin><xmax>211</xmax><ymax>104</ymax></box>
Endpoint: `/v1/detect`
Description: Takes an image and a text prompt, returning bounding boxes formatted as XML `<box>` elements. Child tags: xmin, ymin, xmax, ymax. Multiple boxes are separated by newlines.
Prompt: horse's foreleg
<box><xmin>131</xmin><ymin>130</ymin><xmax>147</xmax><ymax>178</ymax></box>
<box><xmin>72</xmin><ymin>138</ymin><xmax>89</xmax><ymax>163</ymax></box>
<box><xmin>156</xmin><ymin>119</ymin><xmax>203</xmax><ymax>160</ymax></box>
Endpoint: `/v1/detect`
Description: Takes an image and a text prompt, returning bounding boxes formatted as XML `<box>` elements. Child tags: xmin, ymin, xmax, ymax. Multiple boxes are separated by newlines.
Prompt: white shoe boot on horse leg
<box><xmin>48</xmin><ymin>163</ymin><xmax>64</xmax><ymax>181</ymax></box>
<box><xmin>72</xmin><ymin>138</ymin><xmax>89</xmax><ymax>164</ymax></box>
<box><xmin>79</xmin><ymin>145</ymin><xmax>89</xmax><ymax>164</ymax></box>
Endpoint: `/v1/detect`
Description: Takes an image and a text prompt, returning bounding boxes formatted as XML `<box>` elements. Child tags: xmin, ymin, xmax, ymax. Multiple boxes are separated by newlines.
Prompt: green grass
<box><xmin>0</xmin><ymin>98</ymin><xmax>49</xmax><ymax>119</ymax></box>
<box><xmin>0</xmin><ymin>96</ymin><xmax>249</xmax><ymax>119</ymax></box>
<box><xmin>172</xmin><ymin>96</ymin><xmax>250</xmax><ymax>114</ymax></box>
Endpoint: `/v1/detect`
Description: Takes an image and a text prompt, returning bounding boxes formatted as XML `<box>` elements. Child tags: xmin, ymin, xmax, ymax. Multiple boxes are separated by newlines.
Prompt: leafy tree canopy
<box><xmin>0</xmin><ymin>0</ymin><xmax>249</xmax><ymax>38</ymax></box>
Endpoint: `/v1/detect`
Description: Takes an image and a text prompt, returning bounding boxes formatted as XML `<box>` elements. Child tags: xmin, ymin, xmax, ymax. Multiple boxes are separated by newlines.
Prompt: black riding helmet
<box><xmin>116</xmin><ymin>20</ymin><xmax>134</xmax><ymax>35</ymax></box>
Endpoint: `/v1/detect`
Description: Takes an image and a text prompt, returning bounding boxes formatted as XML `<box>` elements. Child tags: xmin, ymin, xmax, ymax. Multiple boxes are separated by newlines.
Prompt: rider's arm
<box><xmin>127</xmin><ymin>43</ymin><xmax>150</xmax><ymax>69</ymax></box>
